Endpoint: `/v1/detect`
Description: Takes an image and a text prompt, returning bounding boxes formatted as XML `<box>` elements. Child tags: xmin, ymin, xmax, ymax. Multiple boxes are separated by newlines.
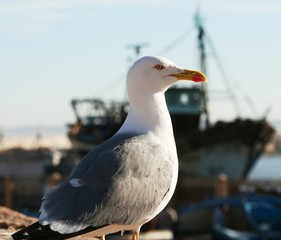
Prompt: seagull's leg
<box><xmin>132</xmin><ymin>230</ymin><xmax>139</xmax><ymax>240</ymax></box>
<box><xmin>100</xmin><ymin>235</ymin><xmax>105</xmax><ymax>240</ymax></box>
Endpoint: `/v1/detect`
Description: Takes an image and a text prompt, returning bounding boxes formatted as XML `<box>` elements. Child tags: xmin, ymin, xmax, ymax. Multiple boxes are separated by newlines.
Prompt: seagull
<box><xmin>12</xmin><ymin>56</ymin><xmax>206</xmax><ymax>240</ymax></box>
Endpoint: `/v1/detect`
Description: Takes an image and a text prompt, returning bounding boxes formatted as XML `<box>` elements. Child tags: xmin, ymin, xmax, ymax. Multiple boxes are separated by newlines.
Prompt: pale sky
<box><xmin>1</xmin><ymin>0</ymin><xmax>281</xmax><ymax>130</ymax></box>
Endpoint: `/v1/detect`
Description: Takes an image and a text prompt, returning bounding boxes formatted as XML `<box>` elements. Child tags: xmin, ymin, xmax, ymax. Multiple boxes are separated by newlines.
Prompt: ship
<box><xmin>67</xmin><ymin>14</ymin><xmax>274</xmax><ymax>180</ymax></box>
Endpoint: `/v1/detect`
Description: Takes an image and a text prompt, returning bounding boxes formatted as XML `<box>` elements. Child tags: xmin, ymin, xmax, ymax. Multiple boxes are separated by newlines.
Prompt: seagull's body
<box><xmin>12</xmin><ymin>56</ymin><xmax>206</xmax><ymax>240</ymax></box>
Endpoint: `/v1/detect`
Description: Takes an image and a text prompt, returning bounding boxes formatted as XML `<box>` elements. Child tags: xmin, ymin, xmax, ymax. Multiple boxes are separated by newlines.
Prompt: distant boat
<box><xmin>67</xmin><ymin>98</ymin><xmax>128</xmax><ymax>155</ymax></box>
<box><xmin>67</xmin><ymin>13</ymin><xmax>274</xmax><ymax>180</ymax></box>
<box><xmin>175</xmin><ymin>194</ymin><xmax>281</xmax><ymax>239</ymax></box>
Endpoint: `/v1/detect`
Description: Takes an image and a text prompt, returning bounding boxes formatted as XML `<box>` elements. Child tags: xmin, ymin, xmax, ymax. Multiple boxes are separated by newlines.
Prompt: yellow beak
<box><xmin>175</xmin><ymin>69</ymin><xmax>207</xmax><ymax>83</ymax></box>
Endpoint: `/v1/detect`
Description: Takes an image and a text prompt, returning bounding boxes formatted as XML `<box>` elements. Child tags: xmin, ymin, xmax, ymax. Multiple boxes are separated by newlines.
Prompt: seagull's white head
<box><xmin>119</xmin><ymin>56</ymin><xmax>207</xmax><ymax>135</ymax></box>
<box><xmin>126</xmin><ymin>56</ymin><xmax>207</xmax><ymax>100</ymax></box>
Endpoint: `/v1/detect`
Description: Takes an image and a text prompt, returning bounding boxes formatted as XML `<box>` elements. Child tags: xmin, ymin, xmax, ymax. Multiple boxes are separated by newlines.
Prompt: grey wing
<box><xmin>39</xmin><ymin>134</ymin><xmax>173</xmax><ymax>229</ymax></box>
<box><xmin>39</xmin><ymin>135</ymin><xmax>129</xmax><ymax>224</ymax></box>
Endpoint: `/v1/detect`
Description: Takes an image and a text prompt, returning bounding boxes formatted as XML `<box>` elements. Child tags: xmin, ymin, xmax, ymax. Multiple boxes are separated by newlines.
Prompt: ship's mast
<box><xmin>195</xmin><ymin>12</ymin><xmax>210</xmax><ymax>128</ymax></box>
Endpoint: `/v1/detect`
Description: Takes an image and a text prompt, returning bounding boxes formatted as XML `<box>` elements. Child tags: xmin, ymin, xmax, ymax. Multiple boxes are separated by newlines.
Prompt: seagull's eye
<box><xmin>154</xmin><ymin>64</ymin><xmax>165</xmax><ymax>70</ymax></box>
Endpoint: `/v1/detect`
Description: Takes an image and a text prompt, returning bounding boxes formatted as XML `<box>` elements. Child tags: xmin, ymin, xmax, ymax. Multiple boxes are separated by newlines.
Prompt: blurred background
<box><xmin>0</xmin><ymin>0</ymin><xmax>281</xmax><ymax>239</ymax></box>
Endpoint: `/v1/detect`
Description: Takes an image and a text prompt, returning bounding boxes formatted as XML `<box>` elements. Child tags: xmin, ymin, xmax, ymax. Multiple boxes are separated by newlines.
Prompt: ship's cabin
<box><xmin>165</xmin><ymin>87</ymin><xmax>203</xmax><ymax>132</ymax></box>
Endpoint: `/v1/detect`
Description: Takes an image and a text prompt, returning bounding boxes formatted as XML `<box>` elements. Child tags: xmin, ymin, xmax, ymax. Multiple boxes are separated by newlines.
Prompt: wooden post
<box><xmin>215</xmin><ymin>174</ymin><xmax>229</xmax><ymax>198</ymax></box>
<box><xmin>4</xmin><ymin>176</ymin><xmax>14</xmax><ymax>208</ymax></box>
<box><xmin>48</xmin><ymin>172</ymin><xmax>62</xmax><ymax>187</ymax></box>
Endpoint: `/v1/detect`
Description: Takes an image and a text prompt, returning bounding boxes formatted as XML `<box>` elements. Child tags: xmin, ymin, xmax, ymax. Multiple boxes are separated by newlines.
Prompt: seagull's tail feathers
<box><xmin>12</xmin><ymin>221</ymin><xmax>108</xmax><ymax>240</ymax></box>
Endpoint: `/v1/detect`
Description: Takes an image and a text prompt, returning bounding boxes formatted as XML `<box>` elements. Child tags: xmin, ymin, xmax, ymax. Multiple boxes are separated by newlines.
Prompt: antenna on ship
<box><xmin>126</xmin><ymin>42</ymin><xmax>149</xmax><ymax>57</ymax></box>
<box><xmin>194</xmin><ymin>11</ymin><xmax>210</xmax><ymax>129</ymax></box>
<box><xmin>126</xmin><ymin>42</ymin><xmax>149</xmax><ymax>67</ymax></box>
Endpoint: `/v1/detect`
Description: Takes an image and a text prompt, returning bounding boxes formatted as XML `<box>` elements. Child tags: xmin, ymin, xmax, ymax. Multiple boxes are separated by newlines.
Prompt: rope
<box><xmin>155</xmin><ymin>27</ymin><xmax>194</xmax><ymax>55</ymax></box>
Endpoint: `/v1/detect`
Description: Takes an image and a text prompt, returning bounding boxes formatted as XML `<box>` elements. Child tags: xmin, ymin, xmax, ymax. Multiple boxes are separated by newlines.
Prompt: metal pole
<box><xmin>195</xmin><ymin>12</ymin><xmax>210</xmax><ymax>128</ymax></box>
